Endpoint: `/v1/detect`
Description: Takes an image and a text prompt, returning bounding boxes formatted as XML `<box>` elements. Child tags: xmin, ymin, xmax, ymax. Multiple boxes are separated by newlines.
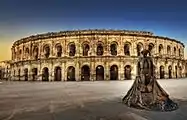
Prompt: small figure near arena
<box><xmin>122</xmin><ymin>47</ymin><xmax>178</xmax><ymax>111</ymax></box>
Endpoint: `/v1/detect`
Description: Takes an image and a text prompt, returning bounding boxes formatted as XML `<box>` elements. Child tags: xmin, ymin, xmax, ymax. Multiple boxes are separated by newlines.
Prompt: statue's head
<box><xmin>141</xmin><ymin>49</ymin><xmax>149</xmax><ymax>57</ymax></box>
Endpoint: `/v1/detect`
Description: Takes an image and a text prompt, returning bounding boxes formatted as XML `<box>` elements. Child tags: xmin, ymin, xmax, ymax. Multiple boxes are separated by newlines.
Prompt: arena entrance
<box><xmin>160</xmin><ymin>66</ymin><xmax>165</xmax><ymax>79</ymax></box>
<box><xmin>186</xmin><ymin>64</ymin><xmax>187</xmax><ymax>77</ymax></box>
<box><xmin>124</xmin><ymin>65</ymin><xmax>131</xmax><ymax>80</ymax></box>
<box><xmin>0</xmin><ymin>70</ymin><xmax>2</xmax><ymax>79</ymax></box>
<box><xmin>96</xmin><ymin>65</ymin><xmax>104</xmax><ymax>80</ymax></box>
<box><xmin>81</xmin><ymin>65</ymin><xmax>90</xmax><ymax>81</ymax></box>
<box><xmin>67</xmin><ymin>66</ymin><xmax>76</xmax><ymax>81</ymax></box>
<box><xmin>168</xmin><ymin>66</ymin><xmax>172</xmax><ymax>79</ymax></box>
<box><xmin>175</xmin><ymin>66</ymin><xmax>178</xmax><ymax>78</ymax></box>
<box><xmin>42</xmin><ymin>67</ymin><xmax>49</xmax><ymax>81</ymax></box>
<box><xmin>179</xmin><ymin>66</ymin><xmax>182</xmax><ymax>78</ymax></box>
<box><xmin>54</xmin><ymin>67</ymin><xmax>62</xmax><ymax>81</ymax></box>
<box><xmin>110</xmin><ymin>65</ymin><xmax>118</xmax><ymax>80</ymax></box>
<box><xmin>24</xmin><ymin>68</ymin><xmax>28</xmax><ymax>81</ymax></box>
<box><xmin>32</xmin><ymin>68</ymin><xmax>37</xmax><ymax>81</ymax></box>
<box><xmin>18</xmin><ymin>69</ymin><xmax>21</xmax><ymax>81</ymax></box>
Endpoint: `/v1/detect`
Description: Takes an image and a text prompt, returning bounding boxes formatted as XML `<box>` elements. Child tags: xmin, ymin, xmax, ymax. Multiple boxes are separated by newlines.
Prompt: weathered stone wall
<box><xmin>8</xmin><ymin>30</ymin><xmax>187</xmax><ymax>81</ymax></box>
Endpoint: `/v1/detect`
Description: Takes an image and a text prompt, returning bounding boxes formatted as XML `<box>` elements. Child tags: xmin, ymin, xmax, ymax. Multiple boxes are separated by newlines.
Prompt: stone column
<box><xmin>61</xmin><ymin>62</ymin><xmax>65</xmax><ymax>81</ymax></box>
<box><xmin>28</xmin><ymin>65</ymin><xmax>32</xmax><ymax>81</ymax></box>
<box><xmin>49</xmin><ymin>62</ymin><xmax>54</xmax><ymax>81</ymax></box>
<box><xmin>119</xmin><ymin>61</ymin><xmax>124</xmax><ymax>80</ymax></box>
<box><xmin>90</xmin><ymin>62</ymin><xmax>95</xmax><ymax>81</ymax></box>
<box><xmin>75</xmin><ymin>61</ymin><xmax>80</xmax><ymax>81</ymax></box>
<box><xmin>38</xmin><ymin>64</ymin><xmax>43</xmax><ymax>81</ymax></box>
<box><xmin>105</xmin><ymin>62</ymin><xmax>109</xmax><ymax>80</ymax></box>
<box><xmin>165</xmin><ymin>65</ymin><xmax>168</xmax><ymax>79</ymax></box>
<box><xmin>132</xmin><ymin>40</ymin><xmax>136</xmax><ymax>56</ymax></box>
<box><xmin>64</xmin><ymin>63</ymin><xmax>67</xmax><ymax>81</ymax></box>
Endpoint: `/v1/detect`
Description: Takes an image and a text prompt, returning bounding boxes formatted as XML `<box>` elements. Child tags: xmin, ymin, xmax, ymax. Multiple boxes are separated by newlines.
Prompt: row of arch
<box><xmin>159</xmin><ymin>65</ymin><xmax>183</xmax><ymax>79</ymax></box>
<box><xmin>16</xmin><ymin>65</ymin><xmax>132</xmax><ymax>81</ymax></box>
<box><xmin>14</xmin><ymin>64</ymin><xmax>184</xmax><ymax>81</ymax></box>
<box><xmin>13</xmin><ymin>42</ymin><xmax>182</xmax><ymax>60</ymax></box>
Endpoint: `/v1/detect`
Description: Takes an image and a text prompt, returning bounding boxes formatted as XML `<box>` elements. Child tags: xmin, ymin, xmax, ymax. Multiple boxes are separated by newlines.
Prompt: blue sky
<box><xmin>0</xmin><ymin>0</ymin><xmax>187</xmax><ymax>60</ymax></box>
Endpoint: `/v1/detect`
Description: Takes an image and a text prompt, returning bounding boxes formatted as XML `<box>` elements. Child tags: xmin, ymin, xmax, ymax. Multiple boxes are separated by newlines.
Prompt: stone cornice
<box><xmin>12</xmin><ymin>29</ymin><xmax>185</xmax><ymax>48</ymax></box>
<box><xmin>11</xmin><ymin>55</ymin><xmax>186</xmax><ymax>65</ymax></box>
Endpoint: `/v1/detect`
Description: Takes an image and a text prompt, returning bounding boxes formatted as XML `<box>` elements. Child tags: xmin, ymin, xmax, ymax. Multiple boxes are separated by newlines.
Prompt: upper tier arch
<box><xmin>12</xmin><ymin>29</ymin><xmax>185</xmax><ymax>47</ymax></box>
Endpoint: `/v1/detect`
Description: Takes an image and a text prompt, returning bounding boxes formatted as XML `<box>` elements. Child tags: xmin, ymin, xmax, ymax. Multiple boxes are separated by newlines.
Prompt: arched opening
<box><xmin>19</xmin><ymin>49</ymin><xmax>22</xmax><ymax>60</ymax></box>
<box><xmin>110</xmin><ymin>65</ymin><xmax>118</xmax><ymax>80</ymax></box>
<box><xmin>110</xmin><ymin>43</ymin><xmax>117</xmax><ymax>56</ymax></box>
<box><xmin>0</xmin><ymin>70</ymin><xmax>2</xmax><ymax>79</ymax></box>
<box><xmin>96</xmin><ymin>65</ymin><xmax>104</xmax><ymax>80</ymax></box>
<box><xmin>69</xmin><ymin>43</ymin><xmax>76</xmax><ymax>56</ymax></box>
<box><xmin>24</xmin><ymin>68</ymin><xmax>28</xmax><ymax>81</ymax></box>
<box><xmin>124</xmin><ymin>65</ymin><xmax>131</xmax><ymax>80</ymax></box>
<box><xmin>159</xmin><ymin>44</ymin><xmax>163</xmax><ymax>54</ymax></box>
<box><xmin>179</xmin><ymin>66</ymin><xmax>182</xmax><ymax>78</ymax></box>
<box><xmin>148</xmin><ymin>43</ymin><xmax>154</xmax><ymax>55</ymax></box>
<box><xmin>44</xmin><ymin>45</ymin><xmax>50</xmax><ymax>58</ymax></box>
<box><xmin>82</xmin><ymin>43</ymin><xmax>90</xmax><ymax>56</ymax></box>
<box><xmin>175</xmin><ymin>66</ymin><xmax>178</xmax><ymax>78</ymax></box>
<box><xmin>42</xmin><ymin>67</ymin><xmax>49</xmax><ymax>81</ymax></box>
<box><xmin>56</xmin><ymin>44</ymin><xmax>62</xmax><ymax>57</ymax></box>
<box><xmin>81</xmin><ymin>65</ymin><xmax>90</xmax><ymax>81</ymax></box>
<box><xmin>97</xmin><ymin>43</ymin><xmax>103</xmax><ymax>56</ymax></box>
<box><xmin>25</xmin><ymin>48</ymin><xmax>29</xmax><ymax>58</ymax></box>
<box><xmin>137</xmin><ymin>43</ymin><xmax>143</xmax><ymax>56</ymax></box>
<box><xmin>32</xmin><ymin>68</ymin><xmax>37</xmax><ymax>81</ymax></box>
<box><xmin>167</xmin><ymin>45</ymin><xmax>171</xmax><ymax>55</ymax></box>
<box><xmin>160</xmin><ymin>66</ymin><xmax>165</xmax><ymax>79</ymax></box>
<box><xmin>33</xmin><ymin>46</ymin><xmax>39</xmax><ymax>60</ymax></box>
<box><xmin>124</xmin><ymin>43</ymin><xmax>130</xmax><ymax>56</ymax></box>
<box><xmin>54</xmin><ymin>66</ymin><xmax>62</xmax><ymax>81</ymax></box>
<box><xmin>179</xmin><ymin>49</ymin><xmax>181</xmax><ymax>56</ymax></box>
<box><xmin>67</xmin><ymin>66</ymin><xmax>76</xmax><ymax>81</ymax></box>
<box><xmin>168</xmin><ymin>66</ymin><xmax>172</xmax><ymax>79</ymax></box>
<box><xmin>174</xmin><ymin>47</ymin><xmax>176</xmax><ymax>55</ymax></box>
<box><xmin>186</xmin><ymin>64</ymin><xmax>187</xmax><ymax>77</ymax></box>
<box><xmin>18</xmin><ymin>69</ymin><xmax>21</xmax><ymax>81</ymax></box>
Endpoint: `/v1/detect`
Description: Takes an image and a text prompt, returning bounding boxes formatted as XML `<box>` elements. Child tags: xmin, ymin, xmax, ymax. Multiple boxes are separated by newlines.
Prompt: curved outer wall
<box><xmin>9</xmin><ymin>30</ymin><xmax>187</xmax><ymax>81</ymax></box>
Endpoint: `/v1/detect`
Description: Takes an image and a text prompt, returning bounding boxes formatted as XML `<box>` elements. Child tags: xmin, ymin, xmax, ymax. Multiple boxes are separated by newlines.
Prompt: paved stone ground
<box><xmin>0</xmin><ymin>79</ymin><xmax>187</xmax><ymax>120</ymax></box>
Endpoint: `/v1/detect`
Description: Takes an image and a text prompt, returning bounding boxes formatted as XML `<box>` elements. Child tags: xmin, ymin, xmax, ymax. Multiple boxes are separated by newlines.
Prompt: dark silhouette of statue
<box><xmin>122</xmin><ymin>48</ymin><xmax>178</xmax><ymax>111</ymax></box>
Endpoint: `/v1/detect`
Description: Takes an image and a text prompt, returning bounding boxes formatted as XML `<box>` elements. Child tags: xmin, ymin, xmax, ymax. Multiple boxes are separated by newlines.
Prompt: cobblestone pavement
<box><xmin>0</xmin><ymin>79</ymin><xmax>187</xmax><ymax>120</ymax></box>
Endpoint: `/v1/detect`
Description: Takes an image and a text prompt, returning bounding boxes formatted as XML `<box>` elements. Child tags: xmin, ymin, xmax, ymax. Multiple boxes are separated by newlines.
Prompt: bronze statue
<box><xmin>122</xmin><ymin>48</ymin><xmax>178</xmax><ymax>111</ymax></box>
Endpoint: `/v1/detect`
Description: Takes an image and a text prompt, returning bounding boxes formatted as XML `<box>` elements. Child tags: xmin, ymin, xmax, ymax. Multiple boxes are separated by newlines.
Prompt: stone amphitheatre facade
<box><xmin>0</xmin><ymin>29</ymin><xmax>187</xmax><ymax>81</ymax></box>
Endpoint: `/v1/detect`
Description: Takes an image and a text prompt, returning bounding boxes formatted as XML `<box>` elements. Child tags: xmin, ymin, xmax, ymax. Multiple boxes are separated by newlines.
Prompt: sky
<box><xmin>0</xmin><ymin>0</ymin><xmax>187</xmax><ymax>60</ymax></box>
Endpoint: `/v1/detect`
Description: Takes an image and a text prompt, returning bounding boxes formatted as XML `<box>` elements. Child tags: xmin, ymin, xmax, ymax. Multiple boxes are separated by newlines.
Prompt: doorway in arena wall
<box><xmin>54</xmin><ymin>66</ymin><xmax>62</xmax><ymax>81</ymax></box>
<box><xmin>42</xmin><ymin>67</ymin><xmax>49</xmax><ymax>81</ymax></box>
<box><xmin>32</xmin><ymin>68</ymin><xmax>37</xmax><ymax>81</ymax></box>
<box><xmin>67</xmin><ymin>66</ymin><xmax>76</xmax><ymax>81</ymax></box>
<box><xmin>81</xmin><ymin>65</ymin><xmax>90</xmax><ymax>81</ymax></box>
<box><xmin>96</xmin><ymin>65</ymin><xmax>104</xmax><ymax>80</ymax></box>
<box><xmin>24</xmin><ymin>68</ymin><xmax>28</xmax><ymax>81</ymax></box>
<box><xmin>124</xmin><ymin>65</ymin><xmax>131</xmax><ymax>80</ymax></box>
<box><xmin>110</xmin><ymin>65</ymin><xmax>118</xmax><ymax>80</ymax></box>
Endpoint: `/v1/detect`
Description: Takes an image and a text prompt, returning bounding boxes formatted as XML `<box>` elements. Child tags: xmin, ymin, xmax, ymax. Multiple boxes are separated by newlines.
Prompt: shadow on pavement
<box><xmin>1</xmin><ymin>97</ymin><xmax>187</xmax><ymax>120</ymax></box>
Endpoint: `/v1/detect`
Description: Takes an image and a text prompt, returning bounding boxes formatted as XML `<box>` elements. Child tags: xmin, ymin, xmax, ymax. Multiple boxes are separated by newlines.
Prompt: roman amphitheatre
<box><xmin>0</xmin><ymin>29</ymin><xmax>187</xmax><ymax>81</ymax></box>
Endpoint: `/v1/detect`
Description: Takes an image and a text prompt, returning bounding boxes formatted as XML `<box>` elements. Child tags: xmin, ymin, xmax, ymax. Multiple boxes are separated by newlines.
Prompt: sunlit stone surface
<box><xmin>0</xmin><ymin>79</ymin><xmax>187</xmax><ymax>120</ymax></box>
